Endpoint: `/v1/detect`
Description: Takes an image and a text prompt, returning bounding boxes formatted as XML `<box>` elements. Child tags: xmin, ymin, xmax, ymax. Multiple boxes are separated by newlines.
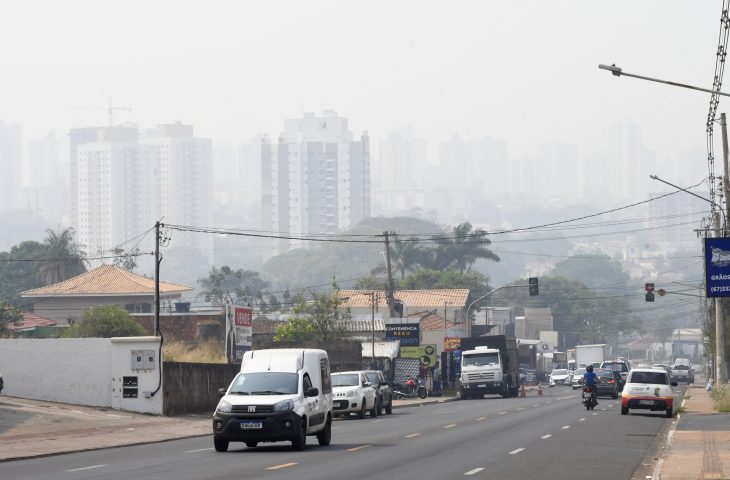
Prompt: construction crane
<box><xmin>75</xmin><ymin>97</ymin><xmax>132</xmax><ymax>126</ymax></box>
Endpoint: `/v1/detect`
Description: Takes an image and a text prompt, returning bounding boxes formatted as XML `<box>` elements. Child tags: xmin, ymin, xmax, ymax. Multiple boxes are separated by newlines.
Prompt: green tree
<box><xmin>0</xmin><ymin>300</ymin><xmax>23</xmax><ymax>331</ymax></box>
<box><xmin>430</xmin><ymin>222</ymin><xmax>499</xmax><ymax>272</ymax></box>
<box><xmin>111</xmin><ymin>247</ymin><xmax>139</xmax><ymax>271</ymax></box>
<box><xmin>198</xmin><ymin>266</ymin><xmax>270</xmax><ymax>306</ymax></box>
<box><xmin>63</xmin><ymin>305</ymin><xmax>146</xmax><ymax>338</ymax></box>
<box><xmin>274</xmin><ymin>284</ymin><xmax>349</xmax><ymax>342</ymax></box>
<box><xmin>40</xmin><ymin>228</ymin><xmax>87</xmax><ymax>286</ymax></box>
<box><xmin>0</xmin><ymin>240</ymin><xmax>47</xmax><ymax>306</ymax></box>
<box><xmin>371</xmin><ymin>236</ymin><xmax>428</xmax><ymax>279</ymax></box>
<box><xmin>549</xmin><ymin>254</ymin><xmax>629</xmax><ymax>289</ymax></box>
<box><xmin>273</xmin><ymin>317</ymin><xmax>316</xmax><ymax>342</ymax></box>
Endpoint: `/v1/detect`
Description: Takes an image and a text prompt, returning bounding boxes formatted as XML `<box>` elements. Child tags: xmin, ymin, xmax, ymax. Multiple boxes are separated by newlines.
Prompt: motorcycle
<box><xmin>582</xmin><ymin>385</ymin><xmax>597</xmax><ymax>410</ymax></box>
<box><xmin>393</xmin><ymin>377</ymin><xmax>428</xmax><ymax>399</ymax></box>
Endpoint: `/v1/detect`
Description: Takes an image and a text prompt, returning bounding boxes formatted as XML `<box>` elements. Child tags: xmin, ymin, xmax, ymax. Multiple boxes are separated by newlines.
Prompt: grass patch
<box><xmin>710</xmin><ymin>385</ymin><xmax>730</xmax><ymax>412</ymax></box>
<box><xmin>163</xmin><ymin>341</ymin><xmax>226</xmax><ymax>363</ymax></box>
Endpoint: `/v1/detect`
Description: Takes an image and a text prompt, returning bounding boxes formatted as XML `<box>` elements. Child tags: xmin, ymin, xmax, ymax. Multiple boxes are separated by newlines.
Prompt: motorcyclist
<box><xmin>583</xmin><ymin>365</ymin><xmax>598</xmax><ymax>405</ymax></box>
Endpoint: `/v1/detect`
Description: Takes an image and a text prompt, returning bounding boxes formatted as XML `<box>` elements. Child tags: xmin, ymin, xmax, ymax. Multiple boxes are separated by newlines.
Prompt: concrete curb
<box><xmin>391</xmin><ymin>397</ymin><xmax>460</xmax><ymax>409</ymax></box>
<box><xmin>651</xmin><ymin>393</ymin><xmax>687</xmax><ymax>480</ymax></box>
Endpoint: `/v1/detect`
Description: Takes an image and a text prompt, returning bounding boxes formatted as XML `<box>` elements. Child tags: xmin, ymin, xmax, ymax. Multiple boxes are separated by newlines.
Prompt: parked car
<box><xmin>594</xmin><ymin>368</ymin><xmax>621</xmax><ymax>398</ymax></box>
<box><xmin>0</xmin><ymin>371</ymin><xmax>3</xmax><ymax>394</ymax></box>
<box><xmin>549</xmin><ymin>368</ymin><xmax>571</xmax><ymax>386</ymax></box>
<box><xmin>331</xmin><ymin>371</ymin><xmax>378</xmax><ymax>418</ymax></box>
<box><xmin>571</xmin><ymin>367</ymin><xmax>587</xmax><ymax>389</ymax></box>
<box><xmin>363</xmin><ymin>370</ymin><xmax>393</xmax><ymax>415</ymax></box>
<box><xmin>621</xmin><ymin>368</ymin><xmax>678</xmax><ymax>417</ymax></box>
<box><xmin>670</xmin><ymin>364</ymin><xmax>694</xmax><ymax>384</ymax></box>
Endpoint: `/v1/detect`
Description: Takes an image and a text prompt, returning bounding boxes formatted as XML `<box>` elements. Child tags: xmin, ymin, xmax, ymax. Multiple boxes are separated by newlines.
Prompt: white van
<box><xmin>213</xmin><ymin>348</ymin><xmax>333</xmax><ymax>452</ymax></box>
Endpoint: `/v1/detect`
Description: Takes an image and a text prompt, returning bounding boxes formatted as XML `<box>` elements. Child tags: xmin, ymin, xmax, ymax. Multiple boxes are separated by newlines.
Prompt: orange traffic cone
<box><xmin>537</xmin><ymin>383</ymin><xmax>543</xmax><ymax>396</ymax></box>
<box><xmin>520</xmin><ymin>383</ymin><xmax>526</xmax><ymax>398</ymax></box>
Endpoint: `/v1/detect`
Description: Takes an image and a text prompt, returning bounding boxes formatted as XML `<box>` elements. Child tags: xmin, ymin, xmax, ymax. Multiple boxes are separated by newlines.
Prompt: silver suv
<box><xmin>671</xmin><ymin>360</ymin><xmax>694</xmax><ymax>383</ymax></box>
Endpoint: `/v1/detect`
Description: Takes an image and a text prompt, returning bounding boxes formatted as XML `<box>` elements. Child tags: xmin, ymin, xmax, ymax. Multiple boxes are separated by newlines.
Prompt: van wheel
<box><xmin>317</xmin><ymin>415</ymin><xmax>332</xmax><ymax>446</ymax></box>
<box><xmin>621</xmin><ymin>406</ymin><xmax>629</xmax><ymax>415</ymax></box>
<box><xmin>665</xmin><ymin>408</ymin><xmax>673</xmax><ymax>418</ymax></box>
<box><xmin>214</xmin><ymin>439</ymin><xmax>229</xmax><ymax>452</ymax></box>
<box><xmin>245</xmin><ymin>441</ymin><xmax>258</xmax><ymax>448</ymax></box>
<box><xmin>292</xmin><ymin>418</ymin><xmax>307</xmax><ymax>451</ymax></box>
<box><xmin>358</xmin><ymin>401</ymin><xmax>366</xmax><ymax>419</ymax></box>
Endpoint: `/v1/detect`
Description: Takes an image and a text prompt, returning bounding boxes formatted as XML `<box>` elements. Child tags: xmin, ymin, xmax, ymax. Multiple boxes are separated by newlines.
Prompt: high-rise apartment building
<box><xmin>71</xmin><ymin>123</ymin><xmax>212</xmax><ymax>272</ymax></box>
<box><xmin>260</xmin><ymin>111</ymin><xmax>370</xmax><ymax>258</ymax></box>
<box><xmin>24</xmin><ymin>132</ymin><xmax>69</xmax><ymax>223</ymax></box>
<box><xmin>0</xmin><ymin>120</ymin><xmax>23</xmax><ymax>213</ymax></box>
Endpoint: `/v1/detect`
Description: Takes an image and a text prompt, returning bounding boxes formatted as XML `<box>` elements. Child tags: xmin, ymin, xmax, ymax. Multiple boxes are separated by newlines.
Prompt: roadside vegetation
<box><xmin>163</xmin><ymin>341</ymin><xmax>226</xmax><ymax>363</ymax></box>
<box><xmin>710</xmin><ymin>385</ymin><xmax>730</xmax><ymax>412</ymax></box>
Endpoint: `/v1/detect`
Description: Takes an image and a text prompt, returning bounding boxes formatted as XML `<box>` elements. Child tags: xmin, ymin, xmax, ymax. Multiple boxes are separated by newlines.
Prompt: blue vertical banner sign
<box><xmin>705</xmin><ymin>237</ymin><xmax>730</xmax><ymax>297</ymax></box>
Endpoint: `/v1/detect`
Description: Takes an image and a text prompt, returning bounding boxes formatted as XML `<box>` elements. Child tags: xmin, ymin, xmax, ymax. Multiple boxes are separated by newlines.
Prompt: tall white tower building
<box><xmin>261</xmin><ymin>111</ymin><xmax>370</xmax><ymax>258</ymax></box>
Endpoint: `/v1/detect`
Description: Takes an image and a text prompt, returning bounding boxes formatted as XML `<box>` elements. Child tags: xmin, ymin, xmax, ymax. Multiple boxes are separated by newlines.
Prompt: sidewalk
<box><xmin>0</xmin><ymin>394</ymin><xmax>458</xmax><ymax>462</ymax></box>
<box><xmin>659</xmin><ymin>381</ymin><xmax>730</xmax><ymax>480</ymax></box>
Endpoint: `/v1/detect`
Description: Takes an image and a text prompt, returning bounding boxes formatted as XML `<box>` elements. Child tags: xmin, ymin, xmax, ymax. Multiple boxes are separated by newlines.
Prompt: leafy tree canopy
<box><xmin>274</xmin><ymin>284</ymin><xmax>350</xmax><ymax>342</ymax></box>
<box><xmin>63</xmin><ymin>305</ymin><xmax>146</xmax><ymax>338</ymax></box>
<box><xmin>0</xmin><ymin>300</ymin><xmax>23</xmax><ymax>332</ymax></box>
<box><xmin>548</xmin><ymin>254</ymin><xmax>629</xmax><ymax>289</ymax></box>
<box><xmin>198</xmin><ymin>266</ymin><xmax>270</xmax><ymax>306</ymax></box>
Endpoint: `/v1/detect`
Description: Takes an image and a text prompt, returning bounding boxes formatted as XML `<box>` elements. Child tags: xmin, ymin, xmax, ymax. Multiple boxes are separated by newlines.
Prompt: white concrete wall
<box><xmin>0</xmin><ymin>337</ymin><xmax>163</xmax><ymax>415</ymax></box>
<box><xmin>0</xmin><ymin>338</ymin><xmax>112</xmax><ymax>406</ymax></box>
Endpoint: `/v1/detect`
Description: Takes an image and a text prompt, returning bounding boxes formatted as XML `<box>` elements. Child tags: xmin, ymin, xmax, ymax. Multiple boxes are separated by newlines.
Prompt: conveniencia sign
<box><xmin>705</xmin><ymin>237</ymin><xmax>730</xmax><ymax>297</ymax></box>
<box><xmin>385</xmin><ymin>324</ymin><xmax>420</xmax><ymax>346</ymax></box>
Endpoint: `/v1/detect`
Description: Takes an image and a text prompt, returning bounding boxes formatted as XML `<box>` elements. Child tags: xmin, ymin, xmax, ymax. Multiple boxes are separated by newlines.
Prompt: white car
<box><xmin>549</xmin><ymin>368</ymin><xmax>571</xmax><ymax>386</ymax></box>
<box><xmin>331</xmin><ymin>371</ymin><xmax>378</xmax><ymax>418</ymax></box>
<box><xmin>621</xmin><ymin>368</ymin><xmax>678</xmax><ymax>418</ymax></box>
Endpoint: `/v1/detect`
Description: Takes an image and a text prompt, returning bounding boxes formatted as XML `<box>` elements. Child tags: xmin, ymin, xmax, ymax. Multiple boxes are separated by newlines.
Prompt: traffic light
<box><xmin>645</xmin><ymin>282</ymin><xmax>655</xmax><ymax>292</ymax></box>
<box><xmin>645</xmin><ymin>292</ymin><xmax>655</xmax><ymax>302</ymax></box>
<box><xmin>529</xmin><ymin>277</ymin><xmax>539</xmax><ymax>296</ymax></box>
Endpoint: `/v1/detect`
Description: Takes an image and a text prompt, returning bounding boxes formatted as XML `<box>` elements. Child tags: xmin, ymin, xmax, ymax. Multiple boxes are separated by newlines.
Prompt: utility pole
<box><xmin>154</xmin><ymin>221</ymin><xmax>161</xmax><ymax>336</ymax></box>
<box><xmin>717</xmin><ymin>112</ymin><xmax>730</xmax><ymax>384</ymax></box>
<box><xmin>371</xmin><ymin>292</ymin><xmax>376</xmax><ymax>369</ymax></box>
<box><xmin>383</xmin><ymin>231</ymin><xmax>395</xmax><ymax>318</ymax></box>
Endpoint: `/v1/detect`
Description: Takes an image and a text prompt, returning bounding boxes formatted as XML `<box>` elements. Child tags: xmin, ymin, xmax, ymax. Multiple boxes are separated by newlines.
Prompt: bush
<box><xmin>63</xmin><ymin>305</ymin><xmax>146</xmax><ymax>338</ymax></box>
<box><xmin>163</xmin><ymin>341</ymin><xmax>226</xmax><ymax>363</ymax></box>
<box><xmin>710</xmin><ymin>385</ymin><xmax>730</xmax><ymax>412</ymax></box>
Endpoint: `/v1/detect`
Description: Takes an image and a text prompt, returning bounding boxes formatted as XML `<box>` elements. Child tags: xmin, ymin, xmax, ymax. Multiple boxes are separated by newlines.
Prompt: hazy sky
<box><xmin>0</xmin><ymin>1</ymin><xmax>721</xmax><ymax>163</ymax></box>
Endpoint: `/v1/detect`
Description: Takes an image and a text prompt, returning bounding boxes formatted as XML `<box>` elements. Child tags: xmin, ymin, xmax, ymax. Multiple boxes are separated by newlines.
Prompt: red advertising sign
<box><xmin>234</xmin><ymin>306</ymin><xmax>252</xmax><ymax>327</ymax></box>
<box><xmin>444</xmin><ymin>337</ymin><xmax>461</xmax><ymax>352</ymax></box>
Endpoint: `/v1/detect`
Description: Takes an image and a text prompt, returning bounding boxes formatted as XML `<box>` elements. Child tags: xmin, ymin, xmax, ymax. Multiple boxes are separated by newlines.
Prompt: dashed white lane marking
<box><xmin>509</xmin><ymin>448</ymin><xmax>525</xmax><ymax>455</ymax></box>
<box><xmin>532</xmin><ymin>404</ymin><xmax>539</xmax><ymax>407</ymax></box>
<box><xmin>608</xmin><ymin>404</ymin><xmax>614</xmax><ymax>408</ymax></box>
<box><xmin>592</xmin><ymin>412</ymin><xmax>599</xmax><ymax>416</ymax></box>
<box><xmin>498</xmin><ymin>411</ymin><xmax>508</xmax><ymax>415</ymax></box>
<box><xmin>516</xmin><ymin>407</ymin><xmax>525</xmax><ymax>411</ymax></box>
<box><xmin>185</xmin><ymin>447</ymin><xmax>214</xmax><ymax>453</ymax></box>
<box><xmin>546</xmin><ymin>402</ymin><xmax>552</xmax><ymax>404</ymax></box>
<box><xmin>579</xmin><ymin>418</ymin><xmax>586</xmax><ymax>422</ymax></box>
<box><xmin>562</xmin><ymin>426</ymin><xmax>571</xmax><ymax>430</ymax></box>
<box><xmin>465</xmin><ymin>468</ymin><xmax>485</xmax><ymax>475</ymax></box>
<box><xmin>347</xmin><ymin>445</ymin><xmax>372</xmax><ymax>452</ymax></box>
<box><xmin>477</xmin><ymin>416</ymin><xmax>487</xmax><ymax>421</ymax></box>
<box><xmin>267</xmin><ymin>463</ymin><xmax>298</xmax><ymax>470</ymax></box>
<box><xmin>65</xmin><ymin>465</ymin><xmax>107</xmax><ymax>472</ymax></box>
<box><xmin>405</xmin><ymin>433</ymin><xmax>421</xmax><ymax>438</ymax></box>
<box><xmin>541</xmin><ymin>434</ymin><xmax>552</xmax><ymax>439</ymax></box>
<box><xmin>444</xmin><ymin>424</ymin><xmax>456</xmax><ymax>429</ymax></box>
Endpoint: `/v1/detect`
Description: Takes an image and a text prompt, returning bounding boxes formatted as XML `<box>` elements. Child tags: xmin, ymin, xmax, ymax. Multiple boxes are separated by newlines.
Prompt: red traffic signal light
<box><xmin>645</xmin><ymin>283</ymin><xmax>655</xmax><ymax>292</ymax></box>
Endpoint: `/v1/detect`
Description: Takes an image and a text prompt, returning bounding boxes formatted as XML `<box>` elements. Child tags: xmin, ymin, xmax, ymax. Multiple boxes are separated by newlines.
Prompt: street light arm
<box><xmin>649</xmin><ymin>174</ymin><xmax>727</xmax><ymax>232</ymax></box>
<box><xmin>466</xmin><ymin>284</ymin><xmax>530</xmax><ymax>327</ymax></box>
<box><xmin>598</xmin><ymin>63</ymin><xmax>730</xmax><ymax>97</ymax></box>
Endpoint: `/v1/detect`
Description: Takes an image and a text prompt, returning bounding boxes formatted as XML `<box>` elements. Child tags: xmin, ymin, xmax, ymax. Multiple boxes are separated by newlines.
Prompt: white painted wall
<box><xmin>0</xmin><ymin>337</ymin><xmax>163</xmax><ymax>415</ymax></box>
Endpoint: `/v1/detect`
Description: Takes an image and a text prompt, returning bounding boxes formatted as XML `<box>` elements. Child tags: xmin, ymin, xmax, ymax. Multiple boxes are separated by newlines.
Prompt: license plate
<box><xmin>639</xmin><ymin>400</ymin><xmax>654</xmax><ymax>406</ymax></box>
<box><xmin>240</xmin><ymin>421</ymin><xmax>263</xmax><ymax>430</ymax></box>
<box><xmin>477</xmin><ymin>384</ymin><xmax>486</xmax><ymax>388</ymax></box>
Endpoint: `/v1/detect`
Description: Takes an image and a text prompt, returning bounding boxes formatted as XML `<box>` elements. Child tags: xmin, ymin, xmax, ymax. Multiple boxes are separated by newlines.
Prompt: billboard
<box><xmin>385</xmin><ymin>323</ymin><xmax>420</xmax><ymax>346</ymax></box>
<box><xmin>705</xmin><ymin>237</ymin><xmax>730</xmax><ymax>297</ymax></box>
<box><xmin>400</xmin><ymin>345</ymin><xmax>437</xmax><ymax>367</ymax></box>
<box><xmin>225</xmin><ymin>304</ymin><xmax>253</xmax><ymax>363</ymax></box>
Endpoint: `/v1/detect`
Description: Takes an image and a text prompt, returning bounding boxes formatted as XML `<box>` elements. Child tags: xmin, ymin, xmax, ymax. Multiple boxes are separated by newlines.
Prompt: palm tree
<box><xmin>371</xmin><ymin>235</ymin><xmax>428</xmax><ymax>279</ymax></box>
<box><xmin>40</xmin><ymin>228</ymin><xmax>87</xmax><ymax>285</ymax></box>
<box><xmin>432</xmin><ymin>222</ymin><xmax>499</xmax><ymax>272</ymax></box>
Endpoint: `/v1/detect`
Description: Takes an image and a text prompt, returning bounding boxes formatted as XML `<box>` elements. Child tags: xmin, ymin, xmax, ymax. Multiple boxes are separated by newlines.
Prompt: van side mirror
<box><xmin>217</xmin><ymin>388</ymin><xmax>227</xmax><ymax>397</ymax></box>
<box><xmin>671</xmin><ymin>381</ymin><xmax>678</xmax><ymax>387</ymax></box>
<box><xmin>363</xmin><ymin>382</ymin><xmax>372</xmax><ymax>388</ymax></box>
<box><xmin>305</xmin><ymin>387</ymin><xmax>319</xmax><ymax>397</ymax></box>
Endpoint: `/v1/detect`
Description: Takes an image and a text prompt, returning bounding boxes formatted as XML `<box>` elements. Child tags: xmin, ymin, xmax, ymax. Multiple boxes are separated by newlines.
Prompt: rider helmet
<box><xmin>586</xmin><ymin>365</ymin><xmax>593</xmax><ymax>372</ymax></box>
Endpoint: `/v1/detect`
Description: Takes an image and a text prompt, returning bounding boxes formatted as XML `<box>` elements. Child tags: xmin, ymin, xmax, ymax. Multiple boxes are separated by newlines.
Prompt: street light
<box><xmin>465</xmin><ymin>284</ymin><xmax>531</xmax><ymax>337</ymax></box>
<box><xmin>598</xmin><ymin>63</ymin><xmax>730</xmax><ymax>97</ymax></box>
<box><xmin>649</xmin><ymin>174</ymin><xmax>727</xmax><ymax>233</ymax></box>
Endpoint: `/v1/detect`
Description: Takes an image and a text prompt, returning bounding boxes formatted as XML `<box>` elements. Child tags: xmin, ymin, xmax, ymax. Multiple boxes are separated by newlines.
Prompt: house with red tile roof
<box><xmin>5</xmin><ymin>312</ymin><xmax>58</xmax><ymax>337</ymax></box>
<box><xmin>20</xmin><ymin>264</ymin><xmax>193</xmax><ymax>325</ymax></box>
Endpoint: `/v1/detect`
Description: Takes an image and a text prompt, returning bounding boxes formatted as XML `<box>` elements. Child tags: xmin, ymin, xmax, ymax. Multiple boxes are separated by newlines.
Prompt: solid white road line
<box><xmin>347</xmin><ymin>445</ymin><xmax>372</xmax><ymax>452</ymax></box>
<box><xmin>267</xmin><ymin>463</ymin><xmax>298</xmax><ymax>470</ymax></box>
<box><xmin>509</xmin><ymin>448</ymin><xmax>525</xmax><ymax>455</ymax></box>
<box><xmin>464</xmin><ymin>468</ymin><xmax>485</xmax><ymax>475</ymax></box>
<box><xmin>562</xmin><ymin>426</ymin><xmax>571</xmax><ymax>430</ymax></box>
<box><xmin>404</xmin><ymin>433</ymin><xmax>421</xmax><ymax>438</ymax></box>
<box><xmin>65</xmin><ymin>465</ymin><xmax>107</xmax><ymax>473</ymax></box>
<box><xmin>185</xmin><ymin>448</ymin><xmax>214</xmax><ymax>453</ymax></box>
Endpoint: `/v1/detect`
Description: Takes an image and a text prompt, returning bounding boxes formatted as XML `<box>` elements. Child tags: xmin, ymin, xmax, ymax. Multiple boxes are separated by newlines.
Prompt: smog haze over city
<box><xmin>0</xmin><ymin>0</ymin><xmax>718</xmax><ymax>304</ymax></box>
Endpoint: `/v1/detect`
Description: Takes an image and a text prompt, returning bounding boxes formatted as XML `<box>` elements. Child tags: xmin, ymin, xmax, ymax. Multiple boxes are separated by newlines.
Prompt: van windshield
<box><xmin>229</xmin><ymin>372</ymin><xmax>299</xmax><ymax>395</ymax></box>
<box><xmin>462</xmin><ymin>352</ymin><xmax>499</xmax><ymax>367</ymax></box>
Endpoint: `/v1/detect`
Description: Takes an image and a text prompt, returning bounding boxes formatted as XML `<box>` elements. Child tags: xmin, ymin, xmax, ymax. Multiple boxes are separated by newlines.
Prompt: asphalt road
<box><xmin>0</xmin><ymin>387</ymin><xmax>678</xmax><ymax>480</ymax></box>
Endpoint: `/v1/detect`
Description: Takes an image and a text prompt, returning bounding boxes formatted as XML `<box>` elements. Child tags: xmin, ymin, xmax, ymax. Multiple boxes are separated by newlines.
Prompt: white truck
<box><xmin>459</xmin><ymin>336</ymin><xmax>520</xmax><ymax>399</ymax></box>
<box><xmin>575</xmin><ymin>344</ymin><xmax>607</xmax><ymax>369</ymax></box>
